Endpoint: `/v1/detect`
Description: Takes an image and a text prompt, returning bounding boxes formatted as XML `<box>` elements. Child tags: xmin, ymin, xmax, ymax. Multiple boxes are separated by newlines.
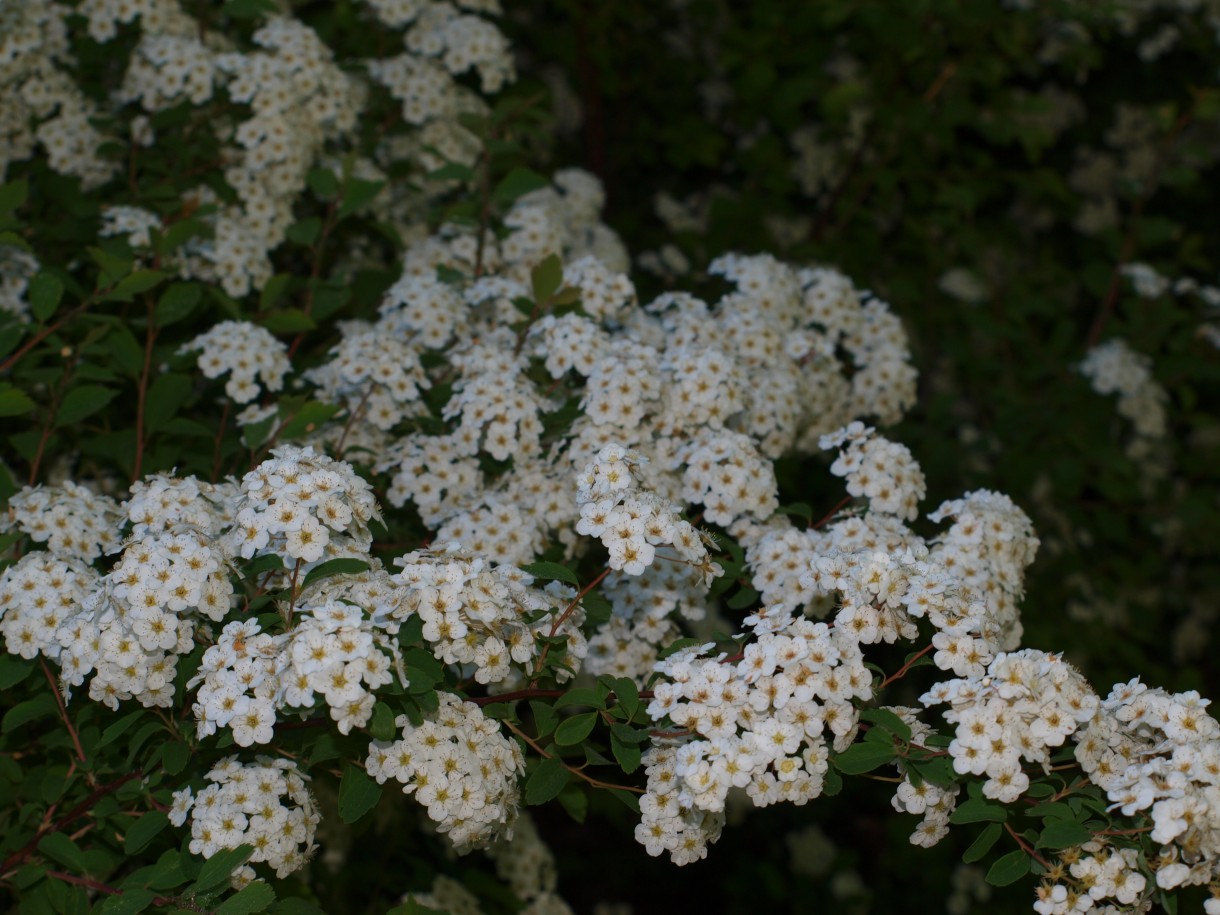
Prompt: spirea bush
<box><xmin>0</xmin><ymin>2</ymin><xmax>1218</xmax><ymax>914</ymax></box>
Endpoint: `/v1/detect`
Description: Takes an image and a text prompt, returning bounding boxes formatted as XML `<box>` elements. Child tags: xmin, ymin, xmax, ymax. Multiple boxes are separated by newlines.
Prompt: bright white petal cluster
<box><xmin>224</xmin><ymin>445</ymin><xmax>380</xmax><ymax>564</ymax></box>
<box><xmin>2</xmin><ymin>482</ymin><xmax>124</xmax><ymax>561</ymax></box>
<box><xmin>640</xmin><ymin>604</ymin><xmax>872</xmax><ymax>864</ymax></box>
<box><xmin>821</xmin><ymin>422</ymin><xmax>926</xmax><ymax>522</ymax></box>
<box><xmin>922</xmin><ymin>649</ymin><xmax>1098</xmax><ymax>803</ymax></box>
<box><xmin>367</xmin><ymin>693</ymin><xmax>525</xmax><ymax>852</ymax></box>
<box><xmin>171</xmin><ymin>756</ymin><xmax>319</xmax><ymax>880</ymax></box>
<box><xmin>181</xmin><ymin>320</ymin><xmax>290</xmax><ymax>404</ymax></box>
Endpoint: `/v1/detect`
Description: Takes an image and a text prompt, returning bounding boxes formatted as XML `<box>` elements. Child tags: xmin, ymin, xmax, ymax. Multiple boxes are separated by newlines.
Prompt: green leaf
<box><xmin>144</xmin><ymin>374</ymin><xmax>192</xmax><ymax>432</ymax></box>
<box><xmin>38</xmin><ymin>832</ymin><xmax>85</xmax><ymax>872</ymax></box>
<box><xmin>369</xmin><ymin>702</ymin><xmax>397</xmax><ymax>741</ymax></box>
<box><xmin>28</xmin><ymin>274</ymin><xmax>64</xmax><ymax>323</ymax></box>
<box><xmin>278</xmin><ymin>401</ymin><xmax>341</xmax><ymax>440</ymax></box>
<box><xmin>302</xmin><ymin>558</ymin><xmax>371</xmax><ymax>589</ymax></box>
<box><xmin>55</xmin><ymin>385</ymin><xmax>119</xmax><ymax>427</ymax></box>
<box><xmin>124</xmin><ymin>812</ymin><xmax>169</xmax><ymax>855</ymax></box>
<box><xmin>950</xmin><ymin>798</ymin><xmax>1008</xmax><ymax>825</ymax></box>
<box><xmin>0</xmin><ymin>654</ymin><xmax>33</xmax><ymax>689</ymax></box>
<box><xmin>260</xmin><ymin>310</ymin><xmax>316</xmax><ymax>334</ymax></box>
<box><xmin>554</xmin><ymin>712</ymin><xmax>598</xmax><ymax>746</ymax></box>
<box><xmin>306</xmin><ymin>168</ymin><xmax>339</xmax><ymax>199</ymax></box>
<box><xmin>831</xmin><ymin>740</ymin><xmax>896</xmax><ymax>775</ymax></box>
<box><xmin>193</xmin><ymin>846</ymin><xmax>254</xmax><ymax>893</ymax></box>
<box><xmin>612</xmin><ymin>677</ymin><xmax>639</xmax><ymax>720</ymax></box>
<box><xmin>153</xmin><ymin>283</ymin><xmax>201</xmax><ymax>328</ymax></box>
<box><xmin>259</xmin><ymin>274</ymin><xmax>292</xmax><ymax>312</ymax></box>
<box><xmin>0</xmin><ymin>179</ymin><xmax>28</xmax><ymax>215</ymax></box>
<box><xmin>99</xmin><ymin>889</ymin><xmax>156</xmax><ymax>914</ymax></box>
<box><xmin>524</xmin><ymin>756</ymin><xmax>570</xmax><ymax>805</ymax></box>
<box><xmin>610</xmin><ymin>730</ymin><xmax>642</xmax><ymax>774</ymax></box>
<box><xmin>557</xmin><ymin>784</ymin><xmax>588</xmax><ymax>823</ymax></box>
<box><xmin>531</xmin><ymin>254</ymin><xmax>563</xmax><ymax>305</ymax></box>
<box><xmin>338</xmin><ymin>178</ymin><xmax>385</xmax><ymax>219</ymax></box>
<box><xmin>160</xmin><ymin>741</ymin><xmax>190</xmax><ymax>776</ymax></box>
<box><xmin>1037</xmin><ymin>820</ymin><xmax>1092</xmax><ymax>849</ymax></box>
<box><xmin>427</xmin><ymin>162</ymin><xmax>474</xmax><ymax>183</ymax></box>
<box><xmin>493</xmin><ymin>167</ymin><xmax>548</xmax><ymax>206</ymax></box>
<box><xmin>581</xmin><ymin>592</ymin><xmax>612</xmax><ymax>628</ymax></box>
<box><xmin>155</xmin><ymin>218</ymin><xmax>207</xmax><ymax>256</ymax></box>
<box><xmin>726</xmin><ymin>586</ymin><xmax>760</xmax><ymax>610</ymax></box>
<box><xmin>215</xmin><ymin>881</ymin><xmax>275</xmax><ymax>915</ymax></box>
<box><xmin>553</xmin><ymin>688</ymin><xmax>604</xmax><ymax>710</ymax></box>
<box><xmin>338</xmin><ymin>764</ymin><xmax>382</xmax><ymax>824</ymax></box>
<box><xmin>519</xmin><ymin>561</ymin><xmax>580</xmax><ymax>587</ymax></box>
<box><xmin>286</xmin><ymin>219</ymin><xmax>322</xmax><ymax>247</ymax></box>
<box><xmin>529</xmin><ymin>700</ymin><xmax>557</xmax><ymax>737</ymax></box>
<box><xmin>859</xmin><ymin>708</ymin><xmax>912</xmax><ymax>742</ymax></box>
<box><xmin>985</xmin><ymin>850</ymin><xmax>1030</xmax><ymax>887</ymax></box>
<box><xmin>103</xmin><ymin>270</ymin><xmax>166</xmax><ymax>303</ymax></box>
<box><xmin>96</xmin><ymin>710</ymin><xmax>145</xmax><ymax>750</ymax></box>
<box><xmin>962</xmin><ymin>822</ymin><xmax>1003</xmax><ymax>864</ymax></box>
<box><xmin>0</xmin><ymin>383</ymin><xmax>36</xmax><ymax>417</ymax></box>
<box><xmin>3</xmin><ymin>693</ymin><xmax>57</xmax><ymax>733</ymax></box>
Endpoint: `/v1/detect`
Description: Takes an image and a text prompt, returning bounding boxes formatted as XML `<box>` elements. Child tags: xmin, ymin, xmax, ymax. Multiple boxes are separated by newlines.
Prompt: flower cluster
<box><xmin>1073</xmin><ymin>679</ymin><xmax>1220</xmax><ymax>898</ymax></box>
<box><xmin>170</xmin><ymin>756</ymin><xmax>320</xmax><ymax>881</ymax></box>
<box><xmin>181</xmin><ymin>320</ymin><xmax>290</xmax><ymax>405</ymax></box>
<box><xmin>922</xmin><ymin>649</ymin><xmax>1099</xmax><ymax>803</ymax></box>
<box><xmin>821</xmin><ymin>422</ymin><xmax>926</xmax><ymax>522</ymax></box>
<box><xmin>367</xmin><ymin>693</ymin><xmax>525</xmax><ymax>852</ymax></box>
<box><xmin>303</xmin><ymin>328</ymin><xmax>431</xmax><ymax>432</ymax></box>
<box><xmin>393</xmin><ymin>546</ymin><xmax>581</xmax><ymax>685</ymax></box>
<box><xmin>640</xmin><ymin>603</ymin><xmax>872</xmax><ymax>863</ymax></box>
<box><xmin>225</xmin><ymin>445</ymin><xmax>380</xmax><ymax>564</ymax></box>
<box><xmin>576</xmin><ymin>444</ymin><xmax>720</xmax><ymax>580</ymax></box>
<box><xmin>1078</xmin><ymin>338</ymin><xmax>1169</xmax><ymax>463</ymax></box>
<box><xmin>1</xmin><ymin>482</ymin><xmax>124</xmax><ymax>562</ymax></box>
<box><xmin>0</xmin><ymin>553</ymin><xmax>98</xmax><ymax>662</ymax></box>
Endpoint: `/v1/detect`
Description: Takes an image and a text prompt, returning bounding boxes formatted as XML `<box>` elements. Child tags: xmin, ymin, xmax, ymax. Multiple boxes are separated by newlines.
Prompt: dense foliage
<box><xmin>1</xmin><ymin>1</ymin><xmax>1218</xmax><ymax>914</ymax></box>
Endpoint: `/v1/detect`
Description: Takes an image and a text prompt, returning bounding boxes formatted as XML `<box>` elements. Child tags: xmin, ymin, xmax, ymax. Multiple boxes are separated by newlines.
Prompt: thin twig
<box><xmin>40</xmin><ymin>659</ymin><xmax>85</xmax><ymax>765</ymax></box>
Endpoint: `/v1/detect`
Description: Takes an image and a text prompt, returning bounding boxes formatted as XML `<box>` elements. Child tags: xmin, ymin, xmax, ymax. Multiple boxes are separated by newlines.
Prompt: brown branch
<box><xmin>529</xmin><ymin>567</ymin><xmax>611</xmax><ymax>684</ymax></box>
<box><xmin>1005</xmin><ymin>821</ymin><xmax>1050</xmax><ymax>870</ymax></box>
<box><xmin>880</xmin><ymin>644</ymin><xmax>934</xmax><ymax>689</ymax></box>
<box><xmin>504</xmin><ymin>719</ymin><xmax>644</xmax><ymax>795</ymax></box>
<box><xmin>40</xmin><ymin>659</ymin><xmax>85</xmax><ymax>765</ymax></box>
<box><xmin>132</xmin><ymin>297</ymin><xmax>159</xmax><ymax>483</ymax></box>
<box><xmin>812</xmin><ymin>495</ymin><xmax>852</xmax><ymax>530</ymax></box>
<box><xmin>210</xmin><ymin>399</ymin><xmax>230</xmax><ymax>483</ymax></box>
<box><xmin>0</xmin><ymin>302</ymin><xmax>91</xmax><ymax>377</ymax></box>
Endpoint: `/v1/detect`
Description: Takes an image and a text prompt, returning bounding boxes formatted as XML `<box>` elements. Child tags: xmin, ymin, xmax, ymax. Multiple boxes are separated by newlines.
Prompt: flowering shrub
<box><xmin>0</xmin><ymin>2</ymin><xmax>1218</xmax><ymax>914</ymax></box>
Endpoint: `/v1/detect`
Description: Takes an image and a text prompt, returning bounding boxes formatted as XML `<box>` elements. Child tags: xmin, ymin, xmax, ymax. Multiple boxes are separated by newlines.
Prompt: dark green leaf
<box><xmin>215</xmin><ymin>881</ymin><xmax>275</xmax><ymax>915</ymax></box>
<box><xmin>859</xmin><ymin>708</ymin><xmax>912</xmax><ymax>742</ymax></box>
<box><xmin>531</xmin><ymin>254</ymin><xmax>563</xmax><ymax>304</ymax></box>
<box><xmin>553</xmin><ymin>688</ymin><xmax>603</xmax><ymax>710</ymax></box>
<box><xmin>554</xmin><ymin>712</ymin><xmax>598</xmax><ymax>746</ymax></box>
<box><xmin>0</xmin><ymin>179</ymin><xmax>28</xmax><ymax>215</ymax></box>
<box><xmin>38</xmin><ymin>832</ymin><xmax>85</xmax><ymax>872</ymax></box>
<box><xmin>1037</xmin><ymin>820</ymin><xmax>1092</xmax><ymax>849</ymax></box>
<box><xmin>610</xmin><ymin>731</ymin><xmax>642</xmax><ymax>774</ymax></box>
<box><xmin>0</xmin><ymin>654</ymin><xmax>33</xmax><ymax>689</ymax></box>
<box><xmin>260</xmin><ymin>310</ymin><xmax>316</xmax><ymax>334</ymax></box>
<box><xmin>950</xmin><ymin>798</ymin><xmax>1008</xmax><ymax>825</ymax></box>
<box><xmin>524</xmin><ymin>756</ymin><xmax>570</xmax><ymax>805</ymax></box>
<box><xmin>99</xmin><ymin>889</ymin><xmax>155</xmax><ymax>914</ymax></box>
<box><xmin>124</xmin><ymin>812</ymin><xmax>169</xmax><ymax>855</ymax></box>
<box><xmin>557</xmin><ymin>785</ymin><xmax>588</xmax><ymax>823</ymax></box>
<box><xmin>160</xmin><ymin>741</ymin><xmax>190</xmax><ymax>776</ymax></box>
<box><xmin>0</xmin><ymin>384</ymin><xmax>36</xmax><ymax>417</ymax></box>
<box><xmin>519</xmin><ymin>561</ymin><xmax>580</xmax><ymax>587</ymax></box>
<box><xmin>103</xmin><ymin>270</ymin><xmax>166</xmax><ymax>303</ymax></box>
<box><xmin>3</xmin><ymin>693</ymin><xmax>57</xmax><ymax>733</ymax></box>
<box><xmin>831</xmin><ymin>740</ymin><xmax>896</xmax><ymax>775</ymax></box>
<box><xmin>155</xmin><ymin>283</ymin><xmax>202</xmax><ymax>327</ymax></box>
<box><xmin>193</xmin><ymin>846</ymin><xmax>254</xmax><ymax>893</ymax></box>
<box><xmin>278</xmin><ymin>401</ymin><xmax>341</xmax><ymax>440</ymax></box>
<box><xmin>306</xmin><ymin>168</ymin><xmax>339</xmax><ymax>199</ymax></box>
<box><xmin>962</xmin><ymin>822</ymin><xmax>1003</xmax><ymax>864</ymax></box>
<box><xmin>286</xmin><ymin>219</ymin><xmax>321</xmax><ymax>247</ymax></box>
<box><xmin>338</xmin><ymin>178</ymin><xmax>385</xmax><ymax>219</ymax></box>
<box><xmin>55</xmin><ymin>385</ymin><xmax>118</xmax><ymax>427</ymax></box>
<box><xmin>985</xmin><ymin>850</ymin><xmax>1030</xmax><ymax>887</ymax></box>
<box><xmin>145</xmin><ymin>374</ymin><xmax>192</xmax><ymax>432</ymax></box>
<box><xmin>493</xmin><ymin>167</ymin><xmax>548</xmax><ymax>205</ymax></box>
<box><xmin>338</xmin><ymin>764</ymin><xmax>382</xmax><ymax>824</ymax></box>
<box><xmin>302</xmin><ymin>558</ymin><xmax>371</xmax><ymax>589</ymax></box>
<box><xmin>369</xmin><ymin>702</ymin><xmax>397</xmax><ymax>741</ymax></box>
<box><xmin>28</xmin><ymin>274</ymin><xmax>64</xmax><ymax>323</ymax></box>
